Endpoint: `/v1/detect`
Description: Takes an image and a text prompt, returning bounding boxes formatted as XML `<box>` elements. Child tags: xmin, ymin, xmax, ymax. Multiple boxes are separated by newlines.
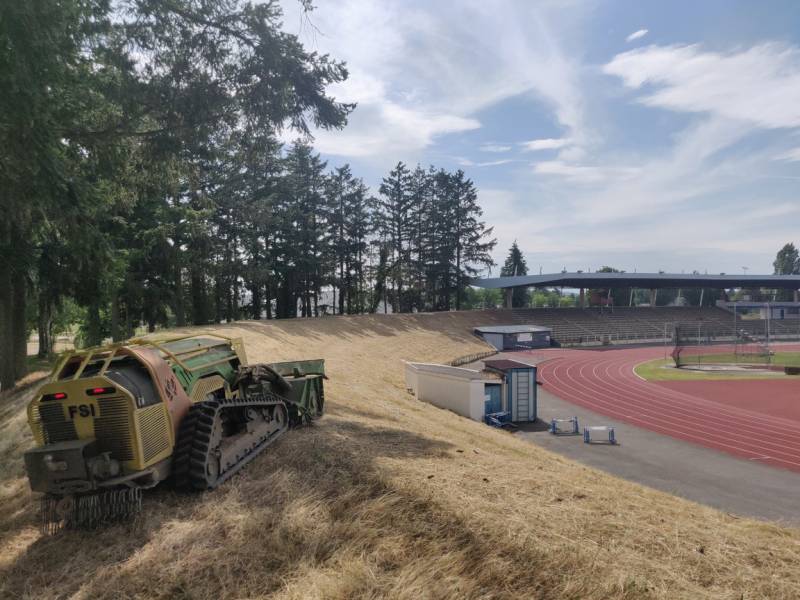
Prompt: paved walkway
<box><xmin>519</xmin><ymin>386</ymin><xmax>800</xmax><ymax>524</ymax></box>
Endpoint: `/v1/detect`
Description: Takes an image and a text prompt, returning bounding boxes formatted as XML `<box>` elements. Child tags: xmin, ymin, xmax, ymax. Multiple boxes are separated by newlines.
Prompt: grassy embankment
<box><xmin>2</xmin><ymin>310</ymin><xmax>800</xmax><ymax>599</ymax></box>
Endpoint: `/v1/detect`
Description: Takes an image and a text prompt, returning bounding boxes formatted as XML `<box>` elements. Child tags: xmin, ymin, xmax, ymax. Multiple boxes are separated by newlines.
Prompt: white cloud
<box><xmin>777</xmin><ymin>147</ymin><xmax>800</xmax><ymax>162</ymax></box>
<box><xmin>457</xmin><ymin>158</ymin><xmax>515</xmax><ymax>167</ymax></box>
<box><xmin>604</xmin><ymin>43</ymin><xmax>800</xmax><ymax>129</ymax></box>
<box><xmin>521</xmin><ymin>138</ymin><xmax>572</xmax><ymax>151</ymax></box>
<box><xmin>312</xmin><ymin>104</ymin><xmax>480</xmax><ymax>157</ymax></box>
<box><xmin>480</xmin><ymin>143</ymin><xmax>512</xmax><ymax>153</ymax></box>
<box><xmin>563</xmin><ymin>116</ymin><xmax>755</xmax><ymax>220</ymax></box>
<box><xmin>626</xmin><ymin>29</ymin><xmax>649</xmax><ymax>42</ymax></box>
<box><xmin>532</xmin><ymin>160</ymin><xmax>639</xmax><ymax>184</ymax></box>
<box><xmin>280</xmin><ymin>3</ymin><xmax>799</xmax><ymax>274</ymax></box>
<box><xmin>280</xmin><ymin>0</ymin><xmax>590</xmax><ymax>160</ymax></box>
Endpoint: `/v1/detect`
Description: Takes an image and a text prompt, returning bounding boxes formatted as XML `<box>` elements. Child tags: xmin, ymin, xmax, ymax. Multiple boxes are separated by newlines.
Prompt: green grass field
<box><xmin>634</xmin><ymin>358</ymin><xmax>791</xmax><ymax>381</ymax></box>
<box><xmin>675</xmin><ymin>351</ymin><xmax>800</xmax><ymax>368</ymax></box>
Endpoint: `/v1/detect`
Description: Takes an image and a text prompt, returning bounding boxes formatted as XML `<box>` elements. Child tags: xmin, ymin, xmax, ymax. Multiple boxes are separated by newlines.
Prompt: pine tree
<box><xmin>326</xmin><ymin>165</ymin><xmax>353</xmax><ymax>314</ymax></box>
<box><xmin>406</xmin><ymin>165</ymin><xmax>434</xmax><ymax>311</ymax></box>
<box><xmin>344</xmin><ymin>180</ymin><xmax>374</xmax><ymax>313</ymax></box>
<box><xmin>501</xmin><ymin>242</ymin><xmax>529</xmax><ymax>307</ymax></box>
<box><xmin>1</xmin><ymin>1</ymin><xmax>510</xmax><ymax>386</ymax></box>
<box><xmin>378</xmin><ymin>162</ymin><xmax>414</xmax><ymax>312</ymax></box>
<box><xmin>279</xmin><ymin>142</ymin><xmax>328</xmax><ymax>317</ymax></box>
<box><xmin>448</xmin><ymin>170</ymin><xmax>496</xmax><ymax>310</ymax></box>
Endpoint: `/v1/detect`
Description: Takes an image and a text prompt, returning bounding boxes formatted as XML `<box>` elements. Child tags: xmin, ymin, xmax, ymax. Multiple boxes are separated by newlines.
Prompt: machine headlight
<box><xmin>43</xmin><ymin>454</ymin><xmax>68</xmax><ymax>472</ymax></box>
<box><xmin>88</xmin><ymin>453</ymin><xmax>121</xmax><ymax>480</ymax></box>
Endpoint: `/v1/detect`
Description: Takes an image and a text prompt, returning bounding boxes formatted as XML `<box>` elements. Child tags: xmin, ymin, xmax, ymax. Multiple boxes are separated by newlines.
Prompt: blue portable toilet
<box><xmin>482</xmin><ymin>359</ymin><xmax>538</xmax><ymax>422</ymax></box>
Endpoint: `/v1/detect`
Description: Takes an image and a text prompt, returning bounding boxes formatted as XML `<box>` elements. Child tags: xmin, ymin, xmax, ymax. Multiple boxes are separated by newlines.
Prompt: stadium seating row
<box><xmin>498</xmin><ymin>306</ymin><xmax>800</xmax><ymax>346</ymax></box>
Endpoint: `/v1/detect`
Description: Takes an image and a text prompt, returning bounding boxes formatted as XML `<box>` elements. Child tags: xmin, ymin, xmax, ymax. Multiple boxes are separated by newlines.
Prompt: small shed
<box><xmin>404</xmin><ymin>362</ymin><xmax>500</xmax><ymax>422</ymax></box>
<box><xmin>483</xmin><ymin>359</ymin><xmax>538</xmax><ymax>422</ymax></box>
<box><xmin>474</xmin><ymin>325</ymin><xmax>552</xmax><ymax>350</ymax></box>
<box><xmin>404</xmin><ymin>359</ymin><xmax>537</xmax><ymax>424</ymax></box>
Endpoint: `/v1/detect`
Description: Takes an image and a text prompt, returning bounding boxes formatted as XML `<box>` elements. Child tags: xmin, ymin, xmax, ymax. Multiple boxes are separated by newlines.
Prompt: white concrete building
<box><xmin>404</xmin><ymin>359</ymin><xmax>538</xmax><ymax>424</ymax></box>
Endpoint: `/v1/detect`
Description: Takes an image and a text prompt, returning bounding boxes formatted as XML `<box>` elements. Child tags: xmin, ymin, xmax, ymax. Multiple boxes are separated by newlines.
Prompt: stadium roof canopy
<box><xmin>472</xmin><ymin>272</ymin><xmax>800</xmax><ymax>290</ymax></box>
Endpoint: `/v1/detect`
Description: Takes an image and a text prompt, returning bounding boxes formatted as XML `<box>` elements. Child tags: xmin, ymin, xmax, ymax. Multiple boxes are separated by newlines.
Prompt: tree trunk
<box><xmin>455</xmin><ymin>245</ymin><xmax>462</xmax><ymax>311</ymax></box>
<box><xmin>304</xmin><ymin>274</ymin><xmax>312</xmax><ymax>317</ymax></box>
<box><xmin>173</xmin><ymin>262</ymin><xmax>185</xmax><ymax>326</ymax></box>
<box><xmin>214</xmin><ymin>276</ymin><xmax>223</xmax><ymax>323</ymax></box>
<box><xmin>313</xmin><ymin>280</ymin><xmax>319</xmax><ymax>317</ymax></box>
<box><xmin>37</xmin><ymin>291</ymin><xmax>53</xmax><ymax>358</ymax></box>
<box><xmin>338</xmin><ymin>259</ymin><xmax>345</xmax><ymax>315</ymax></box>
<box><xmin>226</xmin><ymin>284</ymin><xmax>233</xmax><ymax>323</ymax></box>
<box><xmin>191</xmin><ymin>268</ymin><xmax>207</xmax><ymax>325</ymax></box>
<box><xmin>110</xmin><ymin>290</ymin><xmax>121</xmax><ymax>341</ymax></box>
<box><xmin>251</xmin><ymin>282</ymin><xmax>261</xmax><ymax>320</ymax></box>
<box><xmin>124</xmin><ymin>299</ymin><xmax>134</xmax><ymax>339</ymax></box>
<box><xmin>0</xmin><ymin>259</ymin><xmax>14</xmax><ymax>390</ymax></box>
<box><xmin>232</xmin><ymin>280</ymin><xmax>240</xmax><ymax>321</ymax></box>
<box><xmin>86</xmin><ymin>300</ymin><xmax>103</xmax><ymax>347</ymax></box>
<box><xmin>11</xmin><ymin>269</ymin><xmax>27</xmax><ymax>381</ymax></box>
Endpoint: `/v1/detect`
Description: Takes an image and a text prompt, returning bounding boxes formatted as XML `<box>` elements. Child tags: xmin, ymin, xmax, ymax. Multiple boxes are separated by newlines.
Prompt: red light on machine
<box><xmin>54</xmin><ymin>392</ymin><xmax>67</xmax><ymax>400</ymax></box>
<box><xmin>86</xmin><ymin>386</ymin><xmax>116</xmax><ymax>396</ymax></box>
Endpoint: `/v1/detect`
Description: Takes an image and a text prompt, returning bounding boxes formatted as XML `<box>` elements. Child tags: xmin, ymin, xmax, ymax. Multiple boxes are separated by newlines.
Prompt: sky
<box><xmin>278</xmin><ymin>0</ymin><xmax>800</xmax><ymax>277</ymax></box>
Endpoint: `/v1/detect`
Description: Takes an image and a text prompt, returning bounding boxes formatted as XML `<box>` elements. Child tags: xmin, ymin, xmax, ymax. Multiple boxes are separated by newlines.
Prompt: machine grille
<box><xmin>190</xmin><ymin>375</ymin><xmax>226</xmax><ymax>402</ymax></box>
<box><xmin>138</xmin><ymin>404</ymin><xmax>170</xmax><ymax>463</ymax></box>
<box><xmin>36</xmin><ymin>403</ymin><xmax>77</xmax><ymax>443</ymax></box>
<box><xmin>95</xmin><ymin>397</ymin><xmax>135</xmax><ymax>461</ymax></box>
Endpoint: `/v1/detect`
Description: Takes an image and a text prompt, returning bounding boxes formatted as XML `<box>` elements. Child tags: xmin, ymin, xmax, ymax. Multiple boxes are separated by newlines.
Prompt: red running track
<box><xmin>520</xmin><ymin>345</ymin><xmax>800</xmax><ymax>473</ymax></box>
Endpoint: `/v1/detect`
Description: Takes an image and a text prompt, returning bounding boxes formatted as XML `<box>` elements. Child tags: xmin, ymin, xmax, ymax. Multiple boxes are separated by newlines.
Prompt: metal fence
<box><xmin>447</xmin><ymin>349</ymin><xmax>498</xmax><ymax>367</ymax></box>
<box><xmin>556</xmin><ymin>323</ymin><xmax>800</xmax><ymax>348</ymax></box>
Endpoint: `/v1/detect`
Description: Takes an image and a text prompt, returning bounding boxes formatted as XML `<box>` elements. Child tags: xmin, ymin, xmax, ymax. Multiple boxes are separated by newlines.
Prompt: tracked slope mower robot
<box><xmin>23</xmin><ymin>334</ymin><xmax>324</xmax><ymax>531</ymax></box>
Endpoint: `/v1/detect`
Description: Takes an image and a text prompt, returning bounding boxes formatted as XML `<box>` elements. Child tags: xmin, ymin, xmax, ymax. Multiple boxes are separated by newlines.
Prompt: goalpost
<box><xmin>672</xmin><ymin>311</ymin><xmax>772</xmax><ymax>369</ymax></box>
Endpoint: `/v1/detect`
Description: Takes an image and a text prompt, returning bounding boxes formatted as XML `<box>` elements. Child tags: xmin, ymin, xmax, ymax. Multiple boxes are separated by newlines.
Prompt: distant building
<box><xmin>474</xmin><ymin>325</ymin><xmax>552</xmax><ymax>350</ymax></box>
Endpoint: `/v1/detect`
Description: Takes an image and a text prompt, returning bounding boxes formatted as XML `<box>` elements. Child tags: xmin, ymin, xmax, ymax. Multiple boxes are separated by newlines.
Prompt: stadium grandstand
<box><xmin>473</xmin><ymin>272</ymin><xmax>800</xmax><ymax>346</ymax></box>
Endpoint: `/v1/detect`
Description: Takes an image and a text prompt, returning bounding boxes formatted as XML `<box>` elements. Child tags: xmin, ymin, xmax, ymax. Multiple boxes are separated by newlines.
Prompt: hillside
<box><xmin>1</xmin><ymin>310</ymin><xmax>799</xmax><ymax>599</ymax></box>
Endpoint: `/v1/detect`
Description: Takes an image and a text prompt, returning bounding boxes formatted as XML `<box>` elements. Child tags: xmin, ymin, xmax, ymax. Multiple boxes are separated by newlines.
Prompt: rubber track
<box><xmin>173</xmin><ymin>391</ymin><xmax>291</xmax><ymax>491</ymax></box>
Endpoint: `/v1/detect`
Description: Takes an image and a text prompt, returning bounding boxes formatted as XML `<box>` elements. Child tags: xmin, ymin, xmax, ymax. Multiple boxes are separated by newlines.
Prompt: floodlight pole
<box><xmin>697</xmin><ymin>321</ymin><xmax>701</xmax><ymax>367</ymax></box>
<box><xmin>766</xmin><ymin>301</ymin><xmax>771</xmax><ymax>361</ymax></box>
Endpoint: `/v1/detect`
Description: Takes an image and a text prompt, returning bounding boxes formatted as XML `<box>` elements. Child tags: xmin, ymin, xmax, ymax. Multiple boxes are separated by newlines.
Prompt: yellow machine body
<box><xmin>25</xmin><ymin>335</ymin><xmax>247</xmax><ymax>494</ymax></box>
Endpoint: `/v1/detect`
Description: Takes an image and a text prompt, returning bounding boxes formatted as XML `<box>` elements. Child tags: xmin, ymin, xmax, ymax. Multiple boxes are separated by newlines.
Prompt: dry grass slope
<box><xmin>1</xmin><ymin>310</ymin><xmax>799</xmax><ymax>599</ymax></box>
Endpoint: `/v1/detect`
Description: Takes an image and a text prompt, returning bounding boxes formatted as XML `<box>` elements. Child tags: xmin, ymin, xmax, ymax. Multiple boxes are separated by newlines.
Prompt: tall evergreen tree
<box><xmin>278</xmin><ymin>142</ymin><xmax>328</xmax><ymax>317</ymax></box>
<box><xmin>501</xmin><ymin>242</ymin><xmax>529</xmax><ymax>308</ymax></box>
<box><xmin>344</xmin><ymin>180</ymin><xmax>374</xmax><ymax>313</ymax></box>
<box><xmin>448</xmin><ymin>171</ymin><xmax>496</xmax><ymax>310</ymax></box>
<box><xmin>407</xmin><ymin>165</ymin><xmax>434</xmax><ymax>311</ymax></box>
<box><xmin>0</xmin><ymin>1</ymin><xmax>505</xmax><ymax>389</ymax></box>
<box><xmin>377</xmin><ymin>162</ymin><xmax>414</xmax><ymax>312</ymax></box>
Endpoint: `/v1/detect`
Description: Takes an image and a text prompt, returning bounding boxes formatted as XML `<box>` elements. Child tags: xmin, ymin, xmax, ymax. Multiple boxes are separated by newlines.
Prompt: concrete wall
<box><xmin>404</xmin><ymin>362</ymin><xmax>495</xmax><ymax>421</ymax></box>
